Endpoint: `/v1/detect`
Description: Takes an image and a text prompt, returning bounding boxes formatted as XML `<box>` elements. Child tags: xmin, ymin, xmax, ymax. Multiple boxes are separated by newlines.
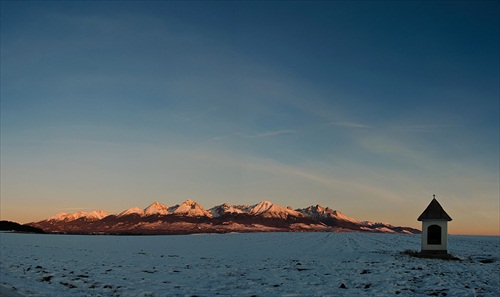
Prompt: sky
<box><xmin>1</xmin><ymin>1</ymin><xmax>498</xmax><ymax>235</ymax></box>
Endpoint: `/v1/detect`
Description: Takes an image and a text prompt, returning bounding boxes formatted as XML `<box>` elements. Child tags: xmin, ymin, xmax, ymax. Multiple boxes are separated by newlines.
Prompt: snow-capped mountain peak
<box><xmin>209</xmin><ymin>203</ymin><xmax>237</xmax><ymax>217</ymax></box>
<box><xmin>144</xmin><ymin>201</ymin><xmax>169</xmax><ymax>216</ymax></box>
<box><xmin>296</xmin><ymin>204</ymin><xmax>360</xmax><ymax>224</ymax></box>
<box><xmin>118</xmin><ymin>207</ymin><xmax>144</xmax><ymax>217</ymax></box>
<box><xmin>249</xmin><ymin>200</ymin><xmax>274</xmax><ymax>215</ymax></box>
<box><xmin>85</xmin><ymin>210</ymin><xmax>109</xmax><ymax>220</ymax></box>
<box><xmin>249</xmin><ymin>200</ymin><xmax>303</xmax><ymax>219</ymax></box>
<box><xmin>171</xmin><ymin>199</ymin><xmax>211</xmax><ymax>217</ymax></box>
<box><xmin>46</xmin><ymin>210</ymin><xmax>109</xmax><ymax>222</ymax></box>
<box><xmin>47</xmin><ymin>212</ymin><xmax>70</xmax><ymax>221</ymax></box>
<box><xmin>330</xmin><ymin>210</ymin><xmax>358</xmax><ymax>223</ymax></box>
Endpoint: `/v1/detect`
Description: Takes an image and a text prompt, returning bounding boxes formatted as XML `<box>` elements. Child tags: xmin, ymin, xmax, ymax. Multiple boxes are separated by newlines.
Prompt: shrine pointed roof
<box><xmin>417</xmin><ymin>197</ymin><xmax>452</xmax><ymax>221</ymax></box>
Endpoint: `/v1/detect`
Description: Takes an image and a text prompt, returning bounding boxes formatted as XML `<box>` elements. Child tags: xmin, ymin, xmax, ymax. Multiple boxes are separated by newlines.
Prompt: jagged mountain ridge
<box><xmin>29</xmin><ymin>200</ymin><xmax>420</xmax><ymax>235</ymax></box>
<box><xmin>48</xmin><ymin>210</ymin><xmax>109</xmax><ymax>221</ymax></box>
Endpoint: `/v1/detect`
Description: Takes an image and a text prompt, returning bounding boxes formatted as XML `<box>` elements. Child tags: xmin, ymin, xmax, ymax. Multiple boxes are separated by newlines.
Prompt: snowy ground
<box><xmin>0</xmin><ymin>232</ymin><xmax>498</xmax><ymax>297</ymax></box>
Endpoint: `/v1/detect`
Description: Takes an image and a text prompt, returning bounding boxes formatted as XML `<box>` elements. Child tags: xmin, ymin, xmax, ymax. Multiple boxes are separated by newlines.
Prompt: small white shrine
<box><xmin>417</xmin><ymin>195</ymin><xmax>452</xmax><ymax>254</ymax></box>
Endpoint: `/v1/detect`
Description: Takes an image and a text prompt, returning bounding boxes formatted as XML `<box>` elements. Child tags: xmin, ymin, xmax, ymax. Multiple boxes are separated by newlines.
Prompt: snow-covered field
<box><xmin>1</xmin><ymin>232</ymin><xmax>498</xmax><ymax>297</ymax></box>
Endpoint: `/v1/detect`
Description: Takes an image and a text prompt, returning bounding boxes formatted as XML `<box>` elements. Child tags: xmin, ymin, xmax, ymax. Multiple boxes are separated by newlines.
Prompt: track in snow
<box><xmin>1</xmin><ymin>232</ymin><xmax>498</xmax><ymax>296</ymax></box>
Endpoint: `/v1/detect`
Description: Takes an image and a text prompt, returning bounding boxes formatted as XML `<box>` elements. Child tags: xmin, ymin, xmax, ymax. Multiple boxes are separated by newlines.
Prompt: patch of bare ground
<box><xmin>401</xmin><ymin>250</ymin><xmax>461</xmax><ymax>261</ymax></box>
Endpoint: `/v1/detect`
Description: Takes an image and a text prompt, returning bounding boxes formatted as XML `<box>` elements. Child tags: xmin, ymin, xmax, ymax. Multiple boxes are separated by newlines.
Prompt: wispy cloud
<box><xmin>390</xmin><ymin>124</ymin><xmax>457</xmax><ymax>133</ymax></box>
<box><xmin>238</xmin><ymin>156</ymin><xmax>404</xmax><ymax>203</ymax></box>
<box><xmin>330</xmin><ymin>121</ymin><xmax>372</xmax><ymax>129</ymax></box>
<box><xmin>201</xmin><ymin>129</ymin><xmax>297</xmax><ymax>145</ymax></box>
<box><xmin>355</xmin><ymin>133</ymin><xmax>431</xmax><ymax>166</ymax></box>
<box><xmin>249</xmin><ymin>129</ymin><xmax>297</xmax><ymax>138</ymax></box>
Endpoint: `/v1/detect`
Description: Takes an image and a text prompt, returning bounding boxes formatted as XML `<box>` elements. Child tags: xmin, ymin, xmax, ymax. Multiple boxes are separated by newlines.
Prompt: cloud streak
<box><xmin>330</xmin><ymin>121</ymin><xmax>372</xmax><ymax>129</ymax></box>
<box><xmin>389</xmin><ymin>124</ymin><xmax>458</xmax><ymax>133</ymax></box>
<box><xmin>248</xmin><ymin>129</ymin><xmax>297</xmax><ymax>138</ymax></box>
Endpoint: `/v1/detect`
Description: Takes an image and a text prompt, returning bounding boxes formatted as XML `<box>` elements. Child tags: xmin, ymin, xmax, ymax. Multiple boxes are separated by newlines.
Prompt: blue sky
<box><xmin>1</xmin><ymin>1</ymin><xmax>498</xmax><ymax>235</ymax></box>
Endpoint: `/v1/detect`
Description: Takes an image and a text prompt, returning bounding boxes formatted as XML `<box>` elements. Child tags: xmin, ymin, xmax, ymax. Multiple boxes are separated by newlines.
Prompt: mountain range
<box><xmin>28</xmin><ymin>200</ymin><xmax>420</xmax><ymax>235</ymax></box>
